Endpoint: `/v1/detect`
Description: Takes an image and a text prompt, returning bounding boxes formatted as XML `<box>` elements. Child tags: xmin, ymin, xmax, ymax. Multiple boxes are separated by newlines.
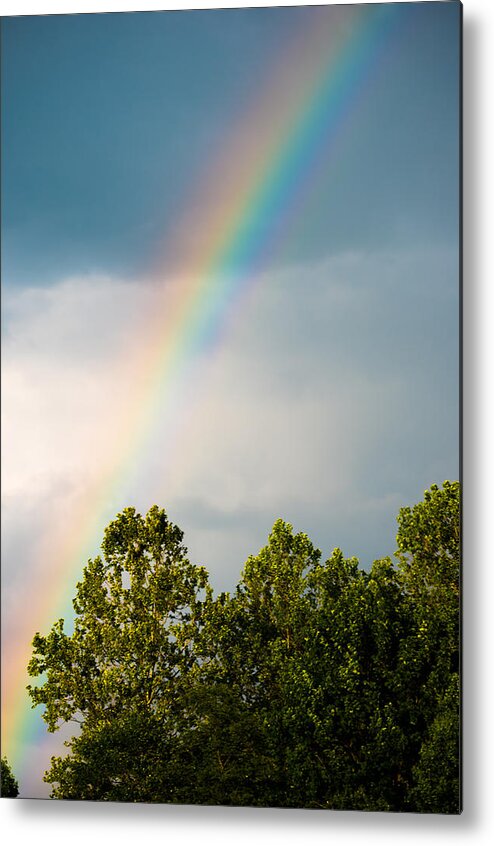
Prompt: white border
<box><xmin>0</xmin><ymin>0</ymin><xmax>449</xmax><ymax>14</ymax></box>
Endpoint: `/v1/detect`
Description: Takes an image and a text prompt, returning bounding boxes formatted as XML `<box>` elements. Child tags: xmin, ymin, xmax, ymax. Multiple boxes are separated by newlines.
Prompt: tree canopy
<box><xmin>1</xmin><ymin>757</ymin><xmax>19</xmax><ymax>798</ymax></box>
<box><xmin>27</xmin><ymin>482</ymin><xmax>460</xmax><ymax>811</ymax></box>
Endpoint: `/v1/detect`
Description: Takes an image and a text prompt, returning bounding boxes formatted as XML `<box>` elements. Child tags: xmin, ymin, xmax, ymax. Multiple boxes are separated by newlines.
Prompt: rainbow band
<box><xmin>2</xmin><ymin>4</ymin><xmax>401</xmax><ymax>787</ymax></box>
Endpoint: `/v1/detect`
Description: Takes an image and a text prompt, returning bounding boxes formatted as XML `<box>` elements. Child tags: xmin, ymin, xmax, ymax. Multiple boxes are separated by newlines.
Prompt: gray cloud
<box><xmin>2</xmin><ymin>245</ymin><xmax>458</xmax><ymax>591</ymax></box>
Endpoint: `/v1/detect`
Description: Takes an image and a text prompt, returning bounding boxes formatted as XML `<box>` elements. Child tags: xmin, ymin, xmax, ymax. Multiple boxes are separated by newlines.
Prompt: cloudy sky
<box><xmin>1</xmin><ymin>2</ymin><xmax>460</xmax><ymax>798</ymax></box>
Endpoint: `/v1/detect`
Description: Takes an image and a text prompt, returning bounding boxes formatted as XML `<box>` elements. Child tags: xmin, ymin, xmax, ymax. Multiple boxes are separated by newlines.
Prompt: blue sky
<box><xmin>2</xmin><ymin>2</ymin><xmax>460</xmax><ymax>798</ymax></box>
<box><xmin>2</xmin><ymin>4</ymin><xmax>459</xmax><ymax>285</ymax></box>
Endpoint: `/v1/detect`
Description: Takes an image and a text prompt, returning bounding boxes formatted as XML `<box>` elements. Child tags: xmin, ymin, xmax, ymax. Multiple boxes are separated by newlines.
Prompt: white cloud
<box><xmin>2</xmin><ymin>245</ymin><xmax>459</xmax><ymax>597</ymax></box>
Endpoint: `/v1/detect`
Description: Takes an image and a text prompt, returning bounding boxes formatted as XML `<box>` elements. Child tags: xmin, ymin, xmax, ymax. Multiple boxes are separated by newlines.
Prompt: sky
<box><xmin>1</xmin><ymin>1</ymin><xmax>460</xmax><ymax>799</ymax></box>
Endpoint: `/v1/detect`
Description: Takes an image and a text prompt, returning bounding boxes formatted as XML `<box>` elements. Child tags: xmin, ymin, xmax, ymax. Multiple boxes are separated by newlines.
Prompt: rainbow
<box><xmin>2</xmin><ymin>3</ymin><xmax>402</xmax><ymax>790</ymax></box>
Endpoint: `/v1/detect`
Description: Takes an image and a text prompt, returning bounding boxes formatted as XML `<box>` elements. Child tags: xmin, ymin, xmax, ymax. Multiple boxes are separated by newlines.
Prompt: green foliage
<box><xmin>409</xmin><ymin>674</ymin><xmax>460</xmax><ymax>814</ymax></box>
<box><xmin>1</xmin><ymin>757</ymin><xmax>19</xmax><ymax>797</ymax></box>
<box><xmin>27</xmin><ymin>484</ymin><xmax>460</xmax><ymax>811</ymax></box>
<box><xmin>28</xmin><ymin>505</ymin><xmax>210</xmax><ymax>800</ymax></box>
<box><xmin>396</xmin><ymin>480</ymin><xmax>460</xmax><ymax>614</ymax></box>
<box><xmin>393</xmin><ymin>481</ymin><xmax>460</xmax><ymax>812</ymax></box>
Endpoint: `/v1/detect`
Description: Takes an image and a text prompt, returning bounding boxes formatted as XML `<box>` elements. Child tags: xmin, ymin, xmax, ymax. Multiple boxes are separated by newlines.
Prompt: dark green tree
<box><xmin>409</xmin><ymin>673</ymin><xmax>460</xmax><ymax>813</ymax></box>
<box><xmin>394</xmin><ymin>481</ymin><xmax>461</xmax><ymax>813</ymax></box>
<box><xmin>27</xmin><ymin>483</ymin><xmax>460</xmax><ymax>810</ymax></box>
<box><xmin>302</xmin><ymin>552</ymin><xmax>409</xmax><ymax>811</ymax></box>
<box><xmin>27</xmin><ymin>505</ymin><xmax>210</xmax><ymax>801</ymax></box>
<box><xmin>202</xmin><ymin>525</ymin><xmax>408</xmax><ymax>810</ymax></box>
<box><xmin>167</xmin><ymin>681</ymin><xmax>277</xmax><ymax>806</ymax></box>
<box><xmin>1</xmin><ymin>757</ymin><xmax>19</xmax><ymax>797</ymax></box>
<box><xmin>204</xmin><ymin>519</ymin><xmax>322</xmax><ymax>807</ymax></box>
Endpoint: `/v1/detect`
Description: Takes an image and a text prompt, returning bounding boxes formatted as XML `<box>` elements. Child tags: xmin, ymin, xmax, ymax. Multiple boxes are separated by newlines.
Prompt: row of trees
<box><xmin>27</xmin><ymin>481</ymin><xmax>460</xmax><ymax>811</ymax></box>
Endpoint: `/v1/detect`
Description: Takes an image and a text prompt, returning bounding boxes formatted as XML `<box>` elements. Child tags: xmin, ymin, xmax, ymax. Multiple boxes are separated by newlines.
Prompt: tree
<box><xmin>409</xmin><ymin>673</ymin><xmax>460</xmax><ymax>813</ymax></box>
<box><xmin>166</xmin><ymin>681</ymin><xmax>277</xmax><ymax>806</ymax></box>
<box><xmin>27</xmin><ymin>505</ymin><xmax>210</xmax><ymax>801</ymax></box>
<box><xmin>200</xmin><ymin>487</ymin><xmax>460</xmax><ymax>812</ymax></box>
<box><xmin>394</xmin><ymin>481</ymin><xmax>461</xmax><ymax>813</ymax></box>
<box><xmin>27</xmin><ymin>484</ymin><xmax>460</xmax><ymax>810</ymax></box>
<box><xmin>203</xmin><ymin>525</ymin><xmax>408</xmax><ymax>810</ymax></box>
<box><xmin>1</xmin><ymin>757</ymin><xmax>19</xmax><ymax>797</ymax></box>
<box><xmin>302</xmin><ymin>553</ymin><xmax>409</xmax><ymax>811</ymax></box>
<box><xmin>395</xmin><ymin>480</ymin><xmax>460</xmax><ymax>616</ymax></box>
<box><xmin>216</xmin><ymin>518</ymin><xmax>323</xmax><ymax>807</ymax></box>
